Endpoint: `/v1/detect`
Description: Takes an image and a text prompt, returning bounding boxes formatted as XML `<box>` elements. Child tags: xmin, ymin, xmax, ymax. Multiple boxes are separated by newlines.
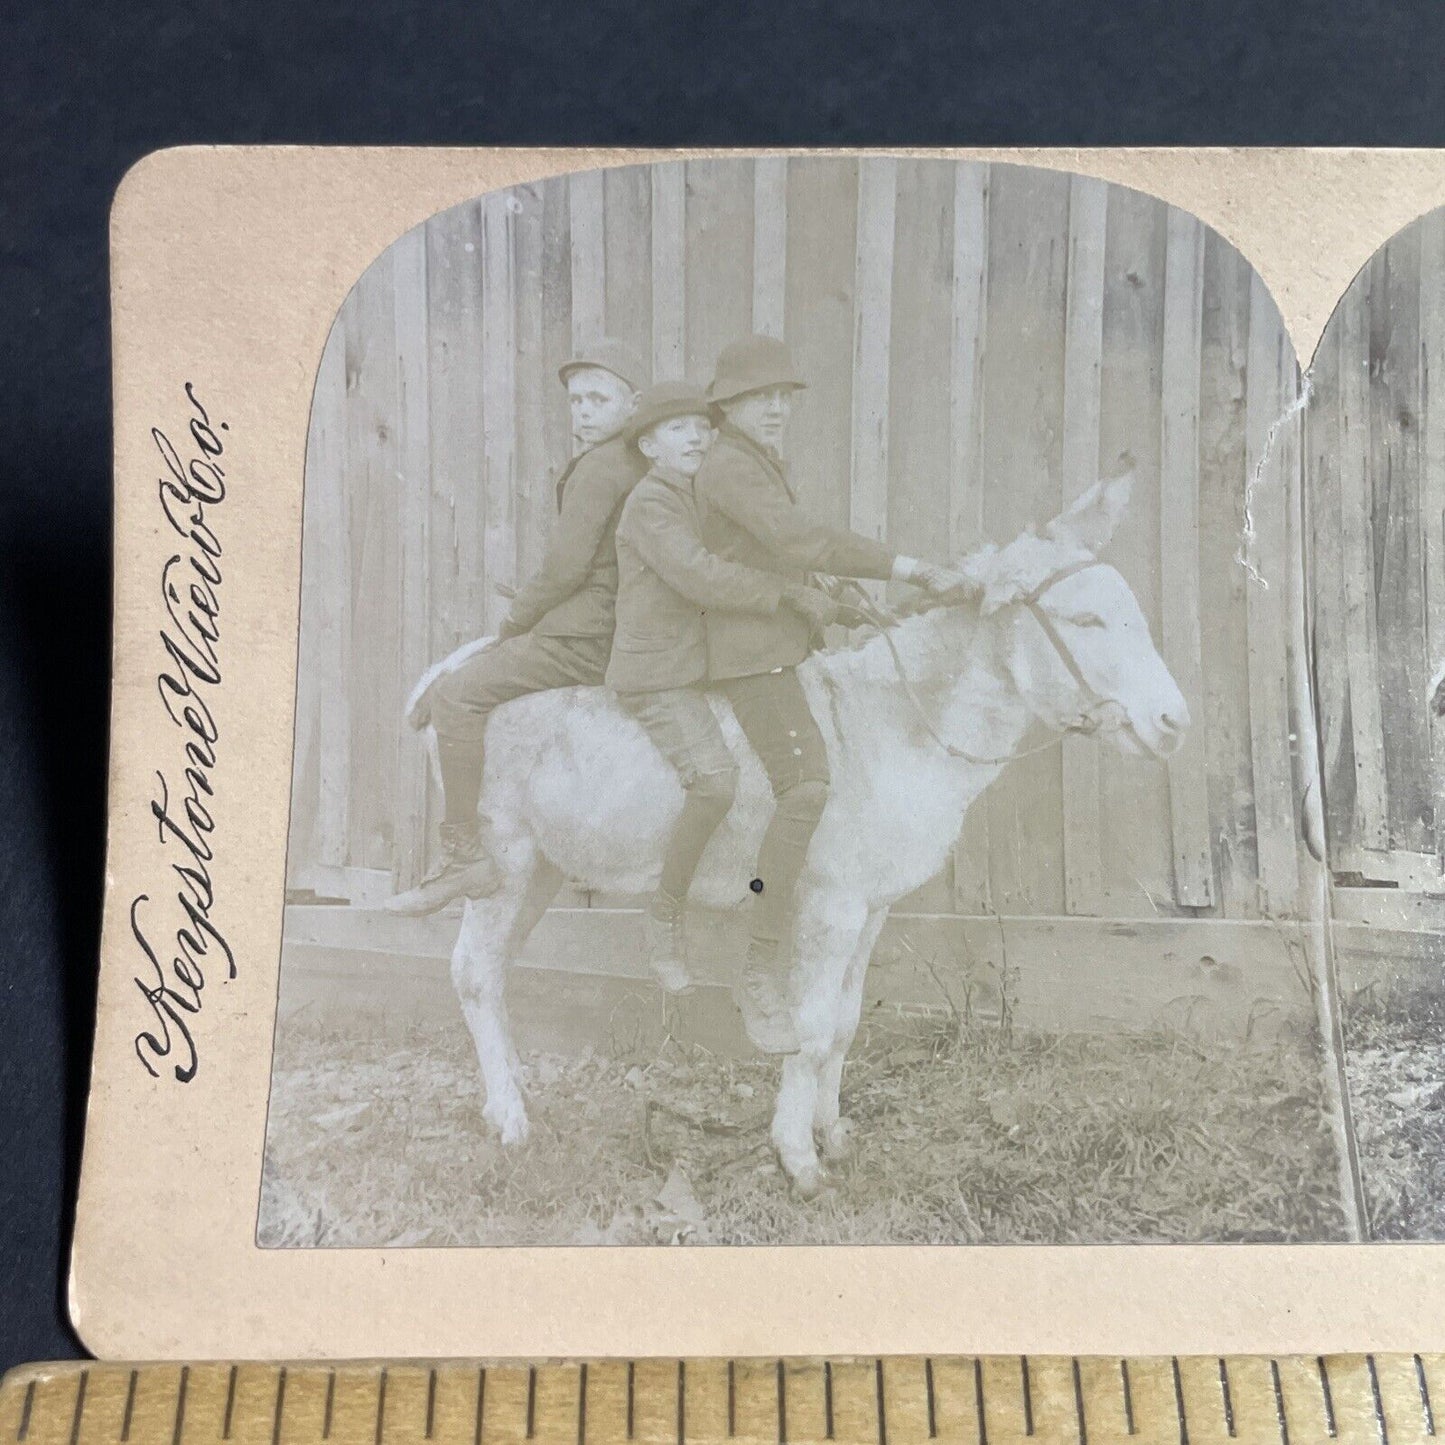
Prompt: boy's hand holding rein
<box><xmin>893</xmin><ymin>555</ymin><xmax>982</xmax><ymax>600</ymax></box>
<box><xmin>781</xmin><ymin>583</ymin><xmax>841</xmax><ymax>630</ymax></box>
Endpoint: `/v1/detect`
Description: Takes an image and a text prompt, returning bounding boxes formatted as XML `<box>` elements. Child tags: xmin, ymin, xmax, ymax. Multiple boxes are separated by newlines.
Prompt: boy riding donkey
<box><xmin>388</xmin><ymin>339</ymin><xmax>650</xmax><ymax>915</ymax></box>
<box><xmin>606</xmin><ymin>381</ymin><xmax>840</xmax><ymax>994</ymax></box>
<box><xmin>691</xmin><ymin>336</ymin><xmax>976</xmax><ymax>1052</ymax></box>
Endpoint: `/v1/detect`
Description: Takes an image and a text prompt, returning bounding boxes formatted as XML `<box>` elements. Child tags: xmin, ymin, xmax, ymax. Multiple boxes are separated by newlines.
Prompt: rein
<box><xmin>837</xmin><ymin>561</ymin><xmax>1114</xmax><ymax>768</ymax></box>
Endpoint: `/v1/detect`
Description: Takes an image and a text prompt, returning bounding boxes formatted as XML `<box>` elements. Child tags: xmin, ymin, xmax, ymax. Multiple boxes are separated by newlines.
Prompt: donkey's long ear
<box><xmin>1045</xmin><ymin>459</ymin><xmax>1134</xmax><ymax>554</ymax></box>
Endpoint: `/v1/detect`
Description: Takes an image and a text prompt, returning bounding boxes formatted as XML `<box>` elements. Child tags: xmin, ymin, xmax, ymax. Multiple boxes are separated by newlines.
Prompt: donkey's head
<box><xmin>965</xmin><ymin>469</ymin><xmax>1190</xmax><ymax>759</ymax></box>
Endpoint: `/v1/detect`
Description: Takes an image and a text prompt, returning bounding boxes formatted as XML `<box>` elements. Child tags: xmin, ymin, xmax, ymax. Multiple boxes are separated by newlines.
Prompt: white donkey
<box><xmin>406</xmin><ymin>469</ymin><xmax>1189</xmax><ymax>1195</ymax></box>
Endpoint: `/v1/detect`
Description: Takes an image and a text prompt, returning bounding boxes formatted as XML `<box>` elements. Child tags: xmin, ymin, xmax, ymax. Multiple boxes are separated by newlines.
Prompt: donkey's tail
<box><xmin>404</xmin><ymin>635</ymin><xmax>500</xmax><ymax>730</ymax></box>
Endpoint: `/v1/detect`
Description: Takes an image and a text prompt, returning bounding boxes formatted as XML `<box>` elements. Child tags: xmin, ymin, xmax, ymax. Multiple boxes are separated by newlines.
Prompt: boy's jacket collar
<box><xmin>646</xmin><ymin>462</ymin><xmax>695</xmax><ymax>491</ymax></box>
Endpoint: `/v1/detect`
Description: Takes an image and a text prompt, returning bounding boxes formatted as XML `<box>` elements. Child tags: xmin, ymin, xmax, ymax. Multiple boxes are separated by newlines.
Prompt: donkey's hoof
<box><xmin>484</xmin><ymin>1101</ymin><xmax>530</xmax><ymax>1146</ymax></box>
<box><xmin>650</xmin><ymin>957</ymin><xmax>695</xmax><ymax>995</ymax></box>
<box><xmin>791</xmin><ymin>1164</ymin><xmax>831</xmax><ymax>1202</ymax></box>
<box><xmin>819</xmin><ymin>1118</ymin><xmax>855</xmax><ymax>1162</ymax></box>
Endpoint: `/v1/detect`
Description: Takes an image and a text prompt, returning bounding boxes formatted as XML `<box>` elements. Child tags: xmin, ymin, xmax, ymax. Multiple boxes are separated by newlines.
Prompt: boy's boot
<box><xmin>385</xmin><ymin>819</ymin><xmax>502</xmax><ymax>916</ymax></box>
<box><xmin>642</xmin><ymin>890</ymin><xmax>691</xmax><ymax>994</ymax></box>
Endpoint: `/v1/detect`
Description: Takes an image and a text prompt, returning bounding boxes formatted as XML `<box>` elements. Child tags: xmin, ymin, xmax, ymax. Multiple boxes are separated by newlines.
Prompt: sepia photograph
<box><xmin>1307</xmin><ymin>205</ymin><xmax>1445</xmax><ymax>1242</ymax></box>
<box><xmin>256</xmin><ymin>155</ymin><xmax>1443</xmax><ymax>1249</ymax></box>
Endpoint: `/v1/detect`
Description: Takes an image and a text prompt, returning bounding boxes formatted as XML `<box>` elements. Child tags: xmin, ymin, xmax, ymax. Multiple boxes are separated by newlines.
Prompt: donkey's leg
<box><xmin>451</xmin><ymin>854</ymin><xmax>563</xmax><ymax>1144</ymax></box>
<box><xmin>814</xmin><ymin>906</ymin><xmax>888</xmax><ymax>1162</ymax></box>
<box><xmin>770</xmin><ymin>893</ymin><xmax>867</xmax><ymax>1197</ymax></box>
<box><xmin>500</xmin><ymin>856</ymin><xmax>565</xmax><ymax>1080</ymax></box>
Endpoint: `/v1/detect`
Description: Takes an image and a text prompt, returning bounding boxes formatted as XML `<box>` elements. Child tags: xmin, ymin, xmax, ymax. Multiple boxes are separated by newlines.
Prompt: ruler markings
<box><xmin>1221</xmin><ymin>1359</ymin><xmax>1278</xmax><ymax>1445</ymax></box>
<box><xmin>1172</xmin><ymin>1359</ymin><xmax>1189</xmax><ymax>1445</ymax></box>
<box><xmin>120</xmin><ymin>1374</ymin><xmax>136</xmax><ymax>1444</ymax></box>
<box><xmin>6</xmin><ymin>1361</ymin><xmax>1445</xmax><ymax>1445</ymax></box>
<box><xmin>68</xmin><ymin>1373</ymin><xmax>88</xmax><ymax>1445</ymax></box>
<box><xmin>171</xmin><ymin>1364</ymin><xmax>190</xmax><ymax>1445</ymax></box>
<box><xmin>1270</xmin><ymin>1361</ymin><xmax>1289</xmax><ymax>1445</ymax></box>
<box><xmin>1326</xmin><ymin>1358</ymin><xmax>1388</xmax><ymax>1445</ymax></box>
<box><xmin>272</xmin><ymin>1371</ymin><xmax>287</xmax><ymax>1445</ymax></box>
<box><xmin>1218</xmin><ymin>1361</ymin><xmax>1236</xmax><ymax>1440</ymax></box>
<box><xmin>1365</xmin><ymin>1359</ymin><xmax>1387</xmax><ymax>1445</ymax></box>
<box><xmin>1416</xmin><ymin>1358</ymin><xmax>1436</xmax><ymax>1438</ymax></box>
<box><xmin>171</xmin><ymin>1369</ymin><xmax>188</xmax><ymax>1445</ymax></box>
<box><xmin>17</xmin><ymin>1383</ymin><xmax>34</xmax><ymax>1444</ymax></box>
<box><xmin>1177</xmin><ymin>1355</ymin><xmax>1231</xmax><ymax>1444</ymax></box>
<box><xmin>1371</xmin><ymin>1354</ymin><xmax>1430</xmax><ymax>1445</ymax></box>
<box><xmin>1072</xmin><ymin>1360</ymin><xmax>1123</xmax><ymax>1443</ymax></box>
<box><xmin>271</xmin><ymin>1369</ymin><xmax>287</xmax><ymax>1445</ymax></box>
<box><xmin>1321</xmin><ymin>1358</ymin><xmax>1340</xmax><ymax>1438</ymax></box>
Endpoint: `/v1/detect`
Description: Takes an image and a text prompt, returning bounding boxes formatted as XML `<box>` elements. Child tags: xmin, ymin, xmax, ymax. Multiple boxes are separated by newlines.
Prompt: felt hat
<box><xmin>557</xmin><ymin>337</ymin><xmax>650</xmax><ymax>392</ymax></box>
<box><xmin>707</xmin><ymin>334</ymin><xmax>807</xmax><ymax>404</ymax></box>
<box><xmin>623</xmin><ymin>381</ymin><xmax>714</xmax><ymax>445</ymax></box>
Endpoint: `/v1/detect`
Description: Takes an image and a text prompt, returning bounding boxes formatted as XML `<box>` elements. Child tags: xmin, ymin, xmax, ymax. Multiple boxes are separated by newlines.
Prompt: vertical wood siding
<box><xmin>1309</xmin><ymin>208</ymin><xmax>1445</xmax><ymax>887</ymax></box>
<box><xmin>288</xmin><ymin>158</ymin><xmax>1309</xmax><ymax>919</ymax></box>
<box><xmin>1060</xmin><ymin>175</ymin><xmax>1108</xmax><ymax>917</ymax></box>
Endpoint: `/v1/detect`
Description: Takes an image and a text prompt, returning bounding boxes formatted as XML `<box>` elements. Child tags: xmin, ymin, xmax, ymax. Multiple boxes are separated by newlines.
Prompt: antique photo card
<box><xmin>73</xmin><ymin>148</ymin><xmax>1445</xmax><ymax>1359</ymax></box>
<box><xmin>263</xmin><ymin>158</ymin><xmax>1335</xmax><ymax>1249</ymax></box>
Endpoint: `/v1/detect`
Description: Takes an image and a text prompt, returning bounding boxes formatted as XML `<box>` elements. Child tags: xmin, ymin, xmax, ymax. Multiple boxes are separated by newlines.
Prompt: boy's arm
<box><xmin>501</xmin><ymin>455</ymin><xmax>626</xmax><ymax>637</ymax></box>
<box><xmin>699</xmin><ymin>448</ymin><xmax>897</xmax><ymax>581</ymax></box>
<box><xmin>626</xmin><ymin>491</ymin><xmax>788</xmax><ymax>616</ymax></box>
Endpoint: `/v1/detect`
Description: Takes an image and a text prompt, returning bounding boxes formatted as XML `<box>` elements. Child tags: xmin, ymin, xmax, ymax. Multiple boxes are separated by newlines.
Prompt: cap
<box><xmin>557</xmin><ymin>338</ymin><xmax>650</xmax><ymax>392</ymax></box>
<box><xmin>707</xmin><ymin>334</ymin><xmax>807</xmax><ymax>404</ymax></box>
<box><xmin>623</xmin><ymin>381</ymin><xmax>715</xmax><ymax>445</ymax></box>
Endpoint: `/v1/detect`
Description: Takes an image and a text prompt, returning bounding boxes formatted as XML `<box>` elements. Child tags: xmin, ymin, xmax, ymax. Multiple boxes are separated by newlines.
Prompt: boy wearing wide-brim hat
<box><xmin>695</xmin><ymin>334</ymin><xmax>976</xmax><ymax>1051</ymax></box>
<box><xmin>389</xmin><ymin>339</ymin><xmax>651</xmax><ymax>916</ymax></box>
<box><xmin>610</xmin><ymin>381</ymin><xmax>838</xmax><ymax>992</ymax></box>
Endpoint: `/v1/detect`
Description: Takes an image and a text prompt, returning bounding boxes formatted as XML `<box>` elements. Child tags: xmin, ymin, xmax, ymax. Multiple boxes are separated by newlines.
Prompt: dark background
<box><xmin>2</xmin><ymin>0</ymin><xmax>1442</xmax><ymax>1376</ymax></box>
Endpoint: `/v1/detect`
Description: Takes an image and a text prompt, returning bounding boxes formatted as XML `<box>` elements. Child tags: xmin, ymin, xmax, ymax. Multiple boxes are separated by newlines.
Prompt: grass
<box><xmin>1343</xmin><ymin>981</ymin><xmax>1445</xmax><ymax>1240</ymax></box>
<box><xmin>258</xmin><ymin>1002</ymin><xmax>1348</xmax><ymax>1247</ymax></box>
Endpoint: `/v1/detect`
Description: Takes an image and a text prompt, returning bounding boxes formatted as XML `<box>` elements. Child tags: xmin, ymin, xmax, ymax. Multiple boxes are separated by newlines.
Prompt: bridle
<box><xmin>839</xmin><ymin>559</ymin><xmax>1133</xmax><ymax>767</ymax></box>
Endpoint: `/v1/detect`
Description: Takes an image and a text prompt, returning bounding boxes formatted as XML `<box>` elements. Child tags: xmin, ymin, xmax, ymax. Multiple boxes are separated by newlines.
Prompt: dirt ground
<box><xmin>1344</xmin><ymin>982</ymin><xmax>1445</xmax><ymax>1240</ymax></box>
<box><xmin>258</xmin><ymin>1000</ymin><xmax>1349</xmax><ymax>1247</ymax></box>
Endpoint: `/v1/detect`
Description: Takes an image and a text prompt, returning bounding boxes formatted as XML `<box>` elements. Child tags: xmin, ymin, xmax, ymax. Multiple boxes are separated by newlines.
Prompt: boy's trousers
<box><xmin>430</xmin><ymin>631</ymin><xmax>611</xmax><ymax>743</ymax></box>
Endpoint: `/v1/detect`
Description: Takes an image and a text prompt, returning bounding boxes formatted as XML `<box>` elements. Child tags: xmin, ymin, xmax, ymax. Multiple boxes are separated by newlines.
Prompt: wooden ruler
<box><xmin>2</xmin><ymin>1358</ymin><xmax>1440</xmax><ymax>1445</ymax></box>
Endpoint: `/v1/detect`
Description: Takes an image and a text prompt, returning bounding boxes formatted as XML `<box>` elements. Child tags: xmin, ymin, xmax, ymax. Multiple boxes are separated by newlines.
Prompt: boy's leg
<box><xmin>618</xmin><ymin>688</ymin><xmax>738</xmax><ymax>992</ymax></box>
<box><xmin>388</xmin><ymin>632</ymin><xmax>609</xmax><ymax>915</ymax></box>
<box><xmin>714</xmin><ymin>667</ymin><xmax>830</xmax><ymax>1052</ymax></box>
<box><xmin>428</xmin><ymin>632</ymin><xmax>609</xmax><ymax>822</ymax></box>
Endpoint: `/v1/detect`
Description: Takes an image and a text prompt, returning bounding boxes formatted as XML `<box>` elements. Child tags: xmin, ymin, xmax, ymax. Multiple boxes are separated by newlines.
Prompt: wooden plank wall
<box><xmin>288</xmin><ymin>158</ymin><xmax>1308</xmax><ymax>921</ymax></box>
<box><xmin>1307</xmin><ymin>208</ymin><xmax>1445</xmax><ymax>888</ymax></box>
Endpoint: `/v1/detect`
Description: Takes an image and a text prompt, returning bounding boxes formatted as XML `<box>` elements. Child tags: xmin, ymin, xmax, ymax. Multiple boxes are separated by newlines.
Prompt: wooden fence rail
<box><xmin>287</xmin><ymin>157</ymin><xmax>1311</xmax><ymax>923</ymax></box>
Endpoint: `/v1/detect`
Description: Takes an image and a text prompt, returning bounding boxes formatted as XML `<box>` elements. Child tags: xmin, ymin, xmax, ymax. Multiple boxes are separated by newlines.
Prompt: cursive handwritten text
<box><xmin>132</xmin><ymin>384</ymin><xmax>234</xmax><ymax>1083</ymax></box>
